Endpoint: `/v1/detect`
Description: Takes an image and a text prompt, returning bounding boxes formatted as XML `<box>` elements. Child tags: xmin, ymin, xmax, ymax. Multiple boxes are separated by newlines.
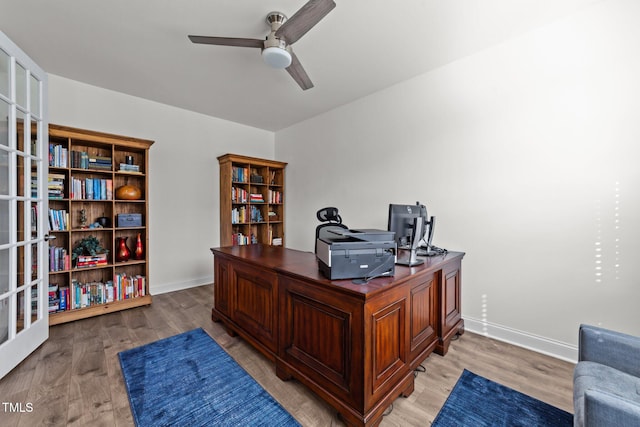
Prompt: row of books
<box><xmin>48</xmin><ymin>208</ymin><xmax>69</xmax><ymax>231</ymax></box>
<box><xmin>76</xmin><ymin>253</ymin><xmax>108</xmax><ymax>268</ymax></box>
<box><xmin>49</xmin><ymin>284</ymin><xmax>63</xmax><ymax>313</ymax></box>
<box><xmin>49</xmin><ymin>246</ymin><xmax>71</xmax><ymax>272</ymax></box>
<box><xmin>49</xmin><ymin>250</ymin><xmax>110</xmax><ymax>272</ymax></box>
<box><xmin>268</xmin><ymin>189</ymin><xmax>283</xmax><ymax>204</ymax></box>
<box><xmin>231</xmin><ymin>206</ymin><xmax>266</xmax><ymax>223</ymax></box>
<box><xmin>70</xmin><ymin>177</ymin><xmax>113</xmax><ymax>200</ymax></box>
<box><xmin>232</xmin><ymin>166</ymin><xmax>250</xmax><ymax>183</ymax></box>
<box><xmin>48</xmin><ymin>173</ymin><xmax>65</xmax><ymax>199</ymax></box>
<box><xmin>231</xmin><ymin>206</ymin><xmax>248</xmax><ymax>224</ymax></box>
<box><xmin>231</xmin><ymin>188</ymin><xmax>281</xmax><ymax>204</ymax></box>
<box><xmin>48</xmin><ymin>274</ymin><xmax>146</xmax><ymax>313</ymax></box>
<box><xmin>49</xmin><ymin>143</ymin><xmax>68</xmax><ymax>168</ymax></box>
<box><xmin>230</xmin><ymin>233</ymin><xmax>281</xmax><ymax>246</ymax></box>
<box><xmin>250</xmin><ymin>206</ymin><xmax>263</xmax><ymax>222</ymax></box>
<box><xmin>232</xmin><ymin>186</ymin><xmax>248</xmax><ymax>203</ymax></box>
<box><xmin>232</xmin><ymin>206</ymin><xmax>280</xmax><ymax>224</ymax></box>
<box><xmin>70</xmin><ymin>151</ymin><xmax>112</xmax><ymax>170</ymax></box>
<box><xmin>231</xmin><ymin>232</ymin><xmax>257</xmax><ymax>246</ymax></box>
<box><xmin>114</xmin><ymin>273</ymin><xmax>147</xmax><ymax>300</ymax></box>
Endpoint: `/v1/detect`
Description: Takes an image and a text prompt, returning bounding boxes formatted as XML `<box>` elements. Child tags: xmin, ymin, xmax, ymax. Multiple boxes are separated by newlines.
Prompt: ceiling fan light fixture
<box><xmin>262</xmin><ymin>47</ymin><xmax>292</xmax><ymax>69</ymax></box>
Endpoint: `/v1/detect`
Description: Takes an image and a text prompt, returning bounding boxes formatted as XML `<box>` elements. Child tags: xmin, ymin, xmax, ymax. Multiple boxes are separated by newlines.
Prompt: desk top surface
<box><xmin>211</xmin><ymin>245</ymin><xmax>464</xmax><ymax>299</ymax></box>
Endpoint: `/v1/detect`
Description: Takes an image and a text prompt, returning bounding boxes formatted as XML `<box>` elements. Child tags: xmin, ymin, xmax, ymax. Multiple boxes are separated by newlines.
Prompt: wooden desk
<box><xmin>210</xmin><ymin>245</ymin><xmax>464</xmax><ymax>427</ymax></box>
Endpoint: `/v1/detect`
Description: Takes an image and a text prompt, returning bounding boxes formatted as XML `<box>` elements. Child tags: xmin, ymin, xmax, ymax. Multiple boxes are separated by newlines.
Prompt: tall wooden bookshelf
<box><xmin>218</xmin><ymin>154</ymin><xmax>287</xmax><ymax>247</ymax></box>
<box><xmin>46</xmin><ymin>124</ymin><xmax>154</xmax><ymax>325</ymax></box>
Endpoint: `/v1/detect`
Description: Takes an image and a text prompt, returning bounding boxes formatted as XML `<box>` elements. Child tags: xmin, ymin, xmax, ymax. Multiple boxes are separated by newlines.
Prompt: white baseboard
<box><xmin>150</xmin><ymin>276</ymin><xmax>213</xmax><ymax>295</ymax></box>
<box><xmin>464</xmin><ymin>317</ymin><xmax>578</xmax><ymax>363</ymax></box>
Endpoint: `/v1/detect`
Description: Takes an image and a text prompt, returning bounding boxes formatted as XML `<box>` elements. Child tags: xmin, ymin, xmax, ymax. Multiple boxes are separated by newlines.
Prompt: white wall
<box><xmin>276</xmin><ymin>0</ymin><xmax>640</xmax><ymax>360</ymax></box>
<box><xmin>48</xmin><ymin>74</ymin><xmax>274</xmax><ymax>294</ymax></box>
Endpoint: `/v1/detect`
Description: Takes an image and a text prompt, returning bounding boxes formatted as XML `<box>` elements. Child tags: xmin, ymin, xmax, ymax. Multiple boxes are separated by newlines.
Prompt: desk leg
<box><xmin>400</xmin><ymin>378</ymin><xmax>415</xmax><ymax>397</ymax></box>
<box><xmin>275</xmin><ymin>360</ymin><xmax>294</xmax><ymax>381</ymax></box>
<box><xmin>211</xmin><ymin>308</ymin><xmax>238</xmax><ymax>337</ymax></box>
<box><xmin>435</xmin><ymin>319</ymin><xmax>465</xmax><ymax>356</ymax></box>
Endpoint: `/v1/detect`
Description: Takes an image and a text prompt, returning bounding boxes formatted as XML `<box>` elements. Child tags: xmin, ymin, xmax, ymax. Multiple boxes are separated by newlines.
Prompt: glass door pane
<box><xmin>0</xmin><ymin>48</ymin><xmax>8</xmax><ymax>98</ymax></box>
<box><xmin>15</xmin><ymin>62</ymin><xmax>27</xmax><ymax>109</ymax></box>
<box><xmin>0</xmin><ymin>29</ymin><xmax>49</xmax><ymax>380</ymax></box>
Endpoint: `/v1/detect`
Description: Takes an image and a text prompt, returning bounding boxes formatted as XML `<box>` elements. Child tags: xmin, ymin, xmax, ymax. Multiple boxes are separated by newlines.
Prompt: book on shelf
<box><xmin>268</xmin><ymin>225</ymin><xmax>283</xmax><ymax>246</ymax></box>
<box><xmin>49</xmin><ymin>246</ymin><xmax>70</xmax><ymax>272</ymax></box>
<box><xmin>249</xmin><ymin>193</ymin><xmax>264</xmax><ymax>203</ymax></box>
<box><xmin>232</xmin><ymin>166</ymin><xmax>250</xmax><ymax>183</ymax></box>
<box><xmin>49</xmin><ymin>143</ymin><xmax>68</xmax><ymax>168</ymax></box>
<box><xmin>59</xmin><ymin>287</ymin><xmax>68</xmax><ymax>311</ymax></box>
<box><xmin>75</xmin><ymin>253</ymin><xmax>108</xmax><ymax>268</ymax></box>
<box><xmin>51</xmin><ymin>275</ymin><xmax>147</xmax><ymax>312</ymax></box>
<box><xmin>113</xmin><ymin>273</ymin><xmax>146</xmax><ymax>300</ymax></box>
<box><xmin>88</xmin><ymin>155</ymin><xmax>112</xmax><ymax>170</ymax></box>
<box><xmin>70</xmin><ymin>151</ymin><xmax>112</xmax><ymax>170</ymax></box>
<box><xmin>250</xmin><ymin>206</ymin><xmax>264</xmax><ymax>222</ymax></box>
<box><xmin>231</xmin><ymin>206</ymin><xmax>248</xmax><ymax>224</ymax></box>
<box><xmin>48</xmin><ymin>208</ymin><xmax>69</xmax><ymax>231</ymax></box>
<box><xmin>70</xmin><ymin>150</ymin><xmax>89</xmax><ymax>169</ymax></box>
<box><xmin>232</xmin><ymin>187</ymin><xmax>248</xmax><ymax>203</ymax></box>
<box><xmin>268</xmin><ymin>189</ymin><xmax>282</xmax><ymax>204</ymax></box>
<box><xmin>232</xmin><ymin>232</ymin><xmax>257</xmax><ymax>245</ymax></box>
<box><xmin>70</xmin><ymin>177</ymin><xmax>113</xmax><ymax>200</ymax></box>
<box><xmin>47</xmin><ymin>172</ymin><xmax>65</xmax><ymax>199</ymax></box>
<box><xmin>118</xmin><ymin>163</ymin><xmax>140</xmax><ymax>173</ymax></box>
<box><xmin>48</xmin><ymin>283</ymin><xmax>60</xmax><ymax>313</ymax></box>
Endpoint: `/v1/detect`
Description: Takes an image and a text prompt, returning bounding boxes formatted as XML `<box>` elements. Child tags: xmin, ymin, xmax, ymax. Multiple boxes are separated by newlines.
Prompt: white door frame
<box><xmin>0</xmin><ymin>30</ymin><xmax>49</xmax><ymax>380</ymax></box>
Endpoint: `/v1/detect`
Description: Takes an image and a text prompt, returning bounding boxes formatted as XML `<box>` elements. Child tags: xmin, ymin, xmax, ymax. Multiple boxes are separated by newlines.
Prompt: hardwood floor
<box><xmin>0</xmin><ymin>284</ymin><xmax>575</xmax><ymax>426</ymax></box>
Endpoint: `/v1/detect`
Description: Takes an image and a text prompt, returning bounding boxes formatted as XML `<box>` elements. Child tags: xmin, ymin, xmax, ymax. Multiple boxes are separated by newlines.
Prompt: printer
<box><xmin>316</xmin><ymin>229</ymin><xmax>396</xmax><ymax>280</ymax></box>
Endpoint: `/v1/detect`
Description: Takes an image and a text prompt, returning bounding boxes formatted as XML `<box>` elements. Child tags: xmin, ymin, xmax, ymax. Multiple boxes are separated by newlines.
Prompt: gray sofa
<box><xmin>573</xmin><ymin>324</ymin><xmax>640</xmax><ymax>426</ymax></box>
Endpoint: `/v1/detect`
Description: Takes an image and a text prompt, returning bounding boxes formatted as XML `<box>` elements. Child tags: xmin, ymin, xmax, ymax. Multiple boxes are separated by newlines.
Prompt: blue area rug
<box><xmin>432</xmin><ymin>369</ymin><xmax>573</xmax><ymax>427</ymax></box>
<box><xmin>118</xmin><ymin>328</ymin><xmax>300</xmax><ymax>427</ymax></box>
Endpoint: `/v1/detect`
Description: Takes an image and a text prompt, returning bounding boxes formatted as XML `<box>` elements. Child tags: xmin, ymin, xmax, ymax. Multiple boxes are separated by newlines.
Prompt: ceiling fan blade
<box><xmin>188</xmin><ymin>35</ymin><xmax>264</xmax><ymax>48</ymax></box>
<box><xmin>275</xmin><ymin>0</ymin><xmax>336</xmax><ymax>45</ymax></box>
<box><xmin>286</xmin><ymin>51</ymin><xmax>314</xmax><ymax>90</ymax></box>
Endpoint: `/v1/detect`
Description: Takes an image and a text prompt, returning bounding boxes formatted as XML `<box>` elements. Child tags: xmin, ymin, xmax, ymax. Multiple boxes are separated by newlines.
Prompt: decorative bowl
<box><xmin>116</xmin><ymin>185</ymin><xmax>142</xmax><ymax>200</ymax></box>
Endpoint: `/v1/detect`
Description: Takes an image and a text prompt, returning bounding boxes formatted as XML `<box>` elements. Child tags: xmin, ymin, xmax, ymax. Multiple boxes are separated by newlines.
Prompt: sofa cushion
<box><xmin>574</xmin><ymin>361</ymin><xmax>640</xmax><ymax>426</ymax></box>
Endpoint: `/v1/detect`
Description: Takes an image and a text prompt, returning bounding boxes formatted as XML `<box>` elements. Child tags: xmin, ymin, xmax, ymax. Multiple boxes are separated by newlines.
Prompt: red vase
<box><xmin>116</xmin><ymin>237</ymin><xmax>131</xmax><ymax>262</ymax></box>
<box><xmin>134</xmin><ymin>233</ymin><xmax>144</xmax><ymax>260</ymax></box>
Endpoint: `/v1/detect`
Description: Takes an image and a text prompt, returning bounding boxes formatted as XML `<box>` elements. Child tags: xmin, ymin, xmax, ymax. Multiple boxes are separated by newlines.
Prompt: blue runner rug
<box><xmin>118</xmin><ymin>328</ymin><xmax>300</xmax><ymax>427</ymax></box>
<box><xmin>432</xmin><ymin>369</ymin><xmax>573</xmax><ymax>427</ymax></box>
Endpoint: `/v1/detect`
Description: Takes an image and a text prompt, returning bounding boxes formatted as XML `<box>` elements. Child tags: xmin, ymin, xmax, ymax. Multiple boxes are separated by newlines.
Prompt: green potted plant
<box><xmin>72</xmin><ymin>236</ymin><xmax>108</xmax><ymax>267</ymax></box>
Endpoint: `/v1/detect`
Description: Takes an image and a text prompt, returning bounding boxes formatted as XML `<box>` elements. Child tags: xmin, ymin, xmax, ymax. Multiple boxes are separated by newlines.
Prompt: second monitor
<box><xmin>387</xmin><ymin>202</ymin><xmax>436</xmax><ymax>266</ymax></box>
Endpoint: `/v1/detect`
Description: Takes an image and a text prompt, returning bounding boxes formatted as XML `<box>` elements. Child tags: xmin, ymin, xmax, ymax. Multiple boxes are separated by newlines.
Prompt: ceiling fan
<box><xmin>188</xmin><ymin>0</ymin><xmax>336</xmax><ymax>90</ymax></box>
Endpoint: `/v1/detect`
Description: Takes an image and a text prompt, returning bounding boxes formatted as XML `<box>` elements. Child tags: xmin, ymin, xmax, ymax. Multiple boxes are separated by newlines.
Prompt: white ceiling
<box><xmin>0</xmin><ymin>0</ymin><xmax>595</xmax><ymax>131</ymax></box>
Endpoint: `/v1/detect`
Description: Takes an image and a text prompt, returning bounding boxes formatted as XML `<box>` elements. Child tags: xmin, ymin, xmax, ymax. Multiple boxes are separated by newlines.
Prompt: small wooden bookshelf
<box><xmin>45</xmin><ymin>124</ymin><xmax>154</xmax><ymax>325</ymax></box>
<box><xmin>218</xmin><ymin>154</ymin><xmax>287</xmax><ymax>247</ymax></box>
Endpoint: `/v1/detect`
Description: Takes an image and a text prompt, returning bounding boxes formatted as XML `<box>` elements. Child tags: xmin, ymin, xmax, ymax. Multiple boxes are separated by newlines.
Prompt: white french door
<box><xmin>0</xmin><ymin>30</ymin><xmax>49</xmax><ymax>379</ymax></box>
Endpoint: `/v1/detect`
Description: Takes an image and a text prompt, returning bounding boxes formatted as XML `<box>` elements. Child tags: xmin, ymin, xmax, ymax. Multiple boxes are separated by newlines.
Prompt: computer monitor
<box><xmin>387</xmin><ymin>202</ymin><xmax>429</xmax><ymax>266</ymax></box>
<box><xmin>387</xmin><ymin>203</ymin><xmax>428</xmax><ymax>248</ymax></box>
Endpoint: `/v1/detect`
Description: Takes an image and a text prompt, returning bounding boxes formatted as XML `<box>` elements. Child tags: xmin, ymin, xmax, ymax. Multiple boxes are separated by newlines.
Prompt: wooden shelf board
<box><xmin>49</xmin><ymin>295</ymin><xmax>152</xmax><ymax>325</ymax></box>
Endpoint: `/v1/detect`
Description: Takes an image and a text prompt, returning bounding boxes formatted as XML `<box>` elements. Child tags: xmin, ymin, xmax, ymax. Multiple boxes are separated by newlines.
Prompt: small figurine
<box><xmin>80</xmin><ymin>208</ymin><xmax>87</xmax><ymax>228</ymax></box>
